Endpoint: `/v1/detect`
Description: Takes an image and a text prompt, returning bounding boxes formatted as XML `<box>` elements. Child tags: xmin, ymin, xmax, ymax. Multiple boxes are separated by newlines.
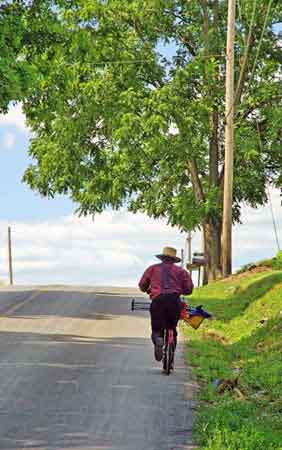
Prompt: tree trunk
<box><xmin>203</xmin><ymin>220</ymin><xmax>222</xmax><ymax>281</ymax></box>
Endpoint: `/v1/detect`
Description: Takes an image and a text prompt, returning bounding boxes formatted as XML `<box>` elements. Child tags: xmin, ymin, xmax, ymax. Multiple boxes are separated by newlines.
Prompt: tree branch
<box><xmin>239</xmin><ymin>95</ymin><xmax>282</xmax><ymax>121</ymax></box>
<box><xmin>234</xmin><ymin>0</ymin><xmax>258</xmax><ymax>107</ymax></box>
<box><xmin>173</xmin><ymin>29</ymin><xmax>196</xmax><ymax>56</ymax></box>
<box><xmin>199</xmin><ymin>0</ymin><xmax>209</xmax><ymax>65</ymax></box>
<box><xmin>163</xmin><ymin>9</ymin><xmax>191</xmax><ymax>25</ymax></box>
<box><xmin>209</xmin><ymin>111</ymin><xmax>219</xmax><ymax>186</ymax></box>
<box><xmin>209</xmin><ymin>0</ymin><xmax>220</xmax><ymax>187</ymax></box>
<box><xmin>155</xmin><ymin>22</ymin><xmax>197</xmax><ymax>57</ymax></box>
<box><xmin>187</xmin><ymin>159</ymin><xmax>205</xmax><ymax>204</ymax></box>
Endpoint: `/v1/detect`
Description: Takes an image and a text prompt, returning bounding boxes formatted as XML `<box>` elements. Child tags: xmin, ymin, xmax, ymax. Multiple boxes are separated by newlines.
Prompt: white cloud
<box><xmin>233</xmin><ymin>187</ymin><xmax>282</xmax><ymax>265</ymax></box>
<box><xmin>0</xmin><ymin>188</ymin><xmax>281</xmax><ymax>286</ymax></box>
<box><xmin>1</xmin><ymin>132</ymin><xmax>15</xmax><ymax>150</ymax></box>
<box><xmin>0</xmin><ymin>103</ymin><xmax>29</xmax><ymax>133</ymax></box>
<box><xmin>0</xmin><ymin>210</ymin><xmax>187</xmax><ymax>286</ymax></box>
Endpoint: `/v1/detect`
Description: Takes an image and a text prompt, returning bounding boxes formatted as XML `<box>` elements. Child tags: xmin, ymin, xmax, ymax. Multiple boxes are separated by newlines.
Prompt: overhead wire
<box><xmin>74</xmin><ymin>48</ymin><xmax>257</xmax><ymax>67</ymax></box>
<box><xmin>255</xmin><ymin>120</ymin><xmax>281</xmax><ymax>251</ymax></box>
<box><xmin>266</xmin><ymin>185</ymin><xmax>280</xmax><ymax>251</ymax></box>
<box><xmin>234</xmin><ymin>0</ymin><xmax>281</xmax><ymax>251</ymax></box>
<box><xmin>225</xmin><ymin>0</ymin><xmax>275</xmax><ymax>122</ymax></box>
<box><xmin>233</xmin><ymin>0</ymin><xmax>258</xmax><ymax>106</ymax></box>
<box><xmin>247</xmin><ymin>0</ymin><xmax>275</xmax><ymax>87</ymax></box>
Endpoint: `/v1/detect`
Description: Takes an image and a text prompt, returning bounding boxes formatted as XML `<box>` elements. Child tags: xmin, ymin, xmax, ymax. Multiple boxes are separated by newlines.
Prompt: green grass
<box><xmin>182</xmin><ymin>270</ymin><xmax>282</xmax><ymax>450</ymax></box>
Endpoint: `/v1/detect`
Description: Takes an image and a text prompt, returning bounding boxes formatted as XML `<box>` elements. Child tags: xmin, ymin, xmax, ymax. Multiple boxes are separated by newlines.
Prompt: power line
<box><xmin>66</xmin><ymin>47</ymin><xmax>262</xmax><ymax>68</ymax></box>
<box><xmin>225</xmin><ymin>0</ymin><xmax>274</xmax><ymax>122</ymax></box>
<box><xmin>247</xmin><ymin>0</ymin><xmax>275</xmax><ymax>88</ymax></box>
<box><xmin>250</xmin><ymin>0</ymin><xmax>280</xmax><ymax>253</ymax></box>
<box><xmin>255</xmin><ymin>120</ymin><xmax>281</xmax><ymax>251</ymax></box>
<box><xmin>266</xmin><ymin>185</ymin><xmax>280</xmax><ymax>251</ymax></box>
<box><xmin>81</xmin><ymin>59</ymin><xmax>155</xmax><ymax>65</ymax></box>
<box><xmin>233</xmin><ymin>0</ymin><xmax>258</xmax><ymax>107</ymax></box>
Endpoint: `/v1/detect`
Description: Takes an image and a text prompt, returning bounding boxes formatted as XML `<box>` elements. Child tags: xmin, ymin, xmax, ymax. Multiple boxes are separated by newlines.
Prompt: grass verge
<box><xmin>182</xmin><ymin>270</ymin><xmax>282</xmax><ymax>450</ymax></box>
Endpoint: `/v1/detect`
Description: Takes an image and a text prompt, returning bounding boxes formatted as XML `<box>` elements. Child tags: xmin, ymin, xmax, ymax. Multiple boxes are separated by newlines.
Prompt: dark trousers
<box><xmin>150</xmin><ymin>294</ymin><xmax>181</xmax><ymax>343</ymax></box>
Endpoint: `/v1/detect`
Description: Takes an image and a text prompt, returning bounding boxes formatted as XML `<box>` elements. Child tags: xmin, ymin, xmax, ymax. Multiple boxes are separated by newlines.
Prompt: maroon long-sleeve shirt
<box><xmin>139</xmin><ymin>260</ymin><xmax>194</xmax><ymax>300</ymax></box>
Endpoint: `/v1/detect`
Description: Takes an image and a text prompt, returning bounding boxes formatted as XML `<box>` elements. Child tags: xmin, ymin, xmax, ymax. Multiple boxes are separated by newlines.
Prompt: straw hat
<box><xmin>156</xmin><ymin>246</ymin><xmax>181</xmax><ymax>263</ymax></box>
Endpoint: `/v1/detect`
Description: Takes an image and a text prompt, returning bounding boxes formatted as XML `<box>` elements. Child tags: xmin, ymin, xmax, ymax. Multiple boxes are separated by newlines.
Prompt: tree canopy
<box><xmin>8</xmin><ymin>0</ymin><xmax>282</xmax><ymax>277</ymax></box>
<box><xmin>0</xmin><ymin>0</ymin><xmax>64</xmax><ymax>112</ymax></box>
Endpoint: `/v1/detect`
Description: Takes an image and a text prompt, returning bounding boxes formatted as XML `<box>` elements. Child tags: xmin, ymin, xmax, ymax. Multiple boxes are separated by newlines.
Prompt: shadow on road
<box><xmin>0</xmin><ymin>330</ymin><xmax>195</xmax><ymax>450</ymax></box>
<box><xmin>0</xmin><ymin>290</ymin><xmax>148</xmax><ymax>321</ymax></box>
<box><xmin>0</xmin><ymin>330</ymin><xmax>151</xmax><ymax>346</ymax></box>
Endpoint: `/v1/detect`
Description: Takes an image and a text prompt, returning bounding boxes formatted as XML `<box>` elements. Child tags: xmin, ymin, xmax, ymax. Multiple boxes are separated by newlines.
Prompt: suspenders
<box><xmin>160</xmin><ymin>262</ymin><xmax>173</xmax><ymax>292</ymax></box>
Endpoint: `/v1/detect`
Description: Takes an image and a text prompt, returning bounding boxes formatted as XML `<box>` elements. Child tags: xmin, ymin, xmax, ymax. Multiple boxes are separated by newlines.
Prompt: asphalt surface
<box><xmin>0</xmin><ymin>287</ymin><xmax>198</xmax><ymax>450</ymax></box>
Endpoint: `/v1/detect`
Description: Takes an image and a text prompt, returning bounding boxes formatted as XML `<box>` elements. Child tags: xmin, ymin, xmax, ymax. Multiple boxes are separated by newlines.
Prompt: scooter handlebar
<box><xmin>131</xmin><ymin>299</ymin><xmax>150</xmax><ymax>311</ymax></box>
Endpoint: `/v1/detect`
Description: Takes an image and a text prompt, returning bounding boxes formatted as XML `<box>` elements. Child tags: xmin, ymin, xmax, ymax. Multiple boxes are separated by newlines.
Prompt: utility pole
<box><xmin>8</xmin><ymin>226</ymin><xmax>13</xmax><ymax>285</ymax></box>
<box><xmin>186</xmin><ymin>231</ymin><xmax>192</xmax><ymax>264</ymax></box>
<box><xmin>201</xmin><ymin>227</ymin><xmax>208</xmax><ymax>285</ymax></box>
<box><xmin>181</xmin><ymin>248</ymin><xmax>184</xmax><ymax>268</ymax></box>
<box><xmin>222</xmin><ymin>0</ymin><xmax>236</xmax><ymax>276</ymax></box>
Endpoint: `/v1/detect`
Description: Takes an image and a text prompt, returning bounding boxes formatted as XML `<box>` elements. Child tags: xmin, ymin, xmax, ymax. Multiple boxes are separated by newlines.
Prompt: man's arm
<box><xmin>138</xmin><ymin>266</ymin><xmax>152</xmax><ymax>293</ymax></box>
<box><xmin>181</xmin><ymin>269</ymin><xmax>194</xmax><ymax>295</ymax></box>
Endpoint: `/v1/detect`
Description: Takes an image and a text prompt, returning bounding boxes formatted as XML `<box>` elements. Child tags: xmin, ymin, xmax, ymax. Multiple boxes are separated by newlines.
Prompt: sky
<box><xmin>0</xmin><ymin>104</ymin><xmax>281</xmax><ymax>287</ymax></box>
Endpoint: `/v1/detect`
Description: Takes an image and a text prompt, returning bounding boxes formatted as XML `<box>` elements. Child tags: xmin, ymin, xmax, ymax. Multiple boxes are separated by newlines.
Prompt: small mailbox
<box><xmin>187</xmin><ymin>252</ymin><xmax>208</xmax><ymax>287</ymax></box>
<box><xmin>192</xmin><ymin>252</ymin><xmax>208</xmax><ymax>266</ymax></box>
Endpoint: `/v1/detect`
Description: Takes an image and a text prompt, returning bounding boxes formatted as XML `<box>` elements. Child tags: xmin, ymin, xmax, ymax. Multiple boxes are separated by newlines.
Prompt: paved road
<box><xmin>0</xmin><ymin>287</ymin><xmax>197</xmax><ymax>450</ymax></box>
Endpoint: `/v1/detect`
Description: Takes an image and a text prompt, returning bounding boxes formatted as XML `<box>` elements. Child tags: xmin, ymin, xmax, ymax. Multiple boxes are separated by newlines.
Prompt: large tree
<box><xmin>0</xmin><ymin>0</ymin><xmax>64</xmax><ymax>112</ymax></box>
<box><xmin>21</xmin><ymin>0</ymin><xmax>282</xmax><ymax>279</ymax></box>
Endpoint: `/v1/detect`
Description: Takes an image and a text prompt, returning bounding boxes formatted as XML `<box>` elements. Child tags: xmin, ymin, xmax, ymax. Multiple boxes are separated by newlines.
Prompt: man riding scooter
<box><xmin>138</xmin><ymin>247</ymin><xmax>194</xmax><ymax>361</ymax></box>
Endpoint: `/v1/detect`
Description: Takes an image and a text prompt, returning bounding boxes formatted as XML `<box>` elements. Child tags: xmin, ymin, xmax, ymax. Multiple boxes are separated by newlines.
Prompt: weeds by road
<box><xmin>183</xmin><ymin>270</ymin><xmax>282</xmax><ymax>450</ymax></box>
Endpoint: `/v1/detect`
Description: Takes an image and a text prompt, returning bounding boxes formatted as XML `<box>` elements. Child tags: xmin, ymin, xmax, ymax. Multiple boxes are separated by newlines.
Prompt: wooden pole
<box><xmin>8</xmin><ymin>226</ymin><xmax>13</xmax><ymax>285</ymax></box>
<box><xmin>201</xmin><ymin>227</ymin><xmax>208</xmax><ymax>285</ymax></box>
<box><xmin>186</xmin><ymin>231</ymin><xmax>192</xmax><ymax>264</ymax></box>
<box><xmin>181</xmin><ymin>248</ymin><xmax>184</xmax><ymax>267</ymax></box>
<box><xmin>222</xmin><ymin>0</ymin><xmax>236</xmax><ymax>277</ymax></box>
